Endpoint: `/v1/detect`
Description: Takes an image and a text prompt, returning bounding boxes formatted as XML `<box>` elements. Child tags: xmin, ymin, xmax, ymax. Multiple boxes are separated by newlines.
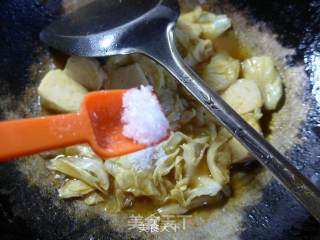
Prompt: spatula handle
<box><xmin>0</xmin><ymin>113</ymin><xmax>88</xmax><ymax>161</ymax></box>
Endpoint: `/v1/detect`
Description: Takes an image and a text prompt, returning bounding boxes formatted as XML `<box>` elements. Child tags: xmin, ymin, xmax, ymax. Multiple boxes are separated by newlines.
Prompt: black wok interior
<box><xmin>0</xmin><ymin>0</ymin><xmax>319</xmax><ymax>239</ymax></box>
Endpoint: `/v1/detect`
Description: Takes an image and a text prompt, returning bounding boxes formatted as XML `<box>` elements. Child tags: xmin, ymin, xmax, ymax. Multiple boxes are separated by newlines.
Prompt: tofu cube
<box><xmin>38</xmin><ymin>69</ymin><xmax>88</xmax><ymax>112</ymax></box>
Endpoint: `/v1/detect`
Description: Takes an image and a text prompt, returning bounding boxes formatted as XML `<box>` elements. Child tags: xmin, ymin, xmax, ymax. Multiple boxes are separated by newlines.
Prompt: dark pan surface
<box><xmin>0</xmin><ymin>0</ymin><xmax>319</xmax><ymax>239</ymax></box>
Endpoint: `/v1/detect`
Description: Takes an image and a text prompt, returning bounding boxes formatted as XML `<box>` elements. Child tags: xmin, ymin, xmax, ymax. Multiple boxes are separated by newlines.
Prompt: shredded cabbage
<box><xmin>58</xmin><ymin>179</ymin><xmax>94</xmax><ymax>198</ymax></box>
<box><xmin>184</xmin><ymin>39</ymin><xmax>213</xmax><ymax>67</ymax></box>
<box><xmin>199</xmin><ymin>14</ymin><xmax>231</xmax><ymax>39</ymax></box>
<box><xmin>43</xmin><ymin>6</ymin><xmax>284</xmax><ymax>214</ymax></box>
<box><xmin>64</xmin><ymin>144</ymin><xmax>100</xmax><ymax>159</ymax></box>
<box><xmin>222</xmin><ymin>79</ymin><xmax>263</xmax><ymax>114</ymax></box>
<box><xmin>84</xmin><ymin>192</ymin><xmax>105</xmax><ymax>205</ymax></box>
<box><xmin>202</xmin><ymin>53</ymin><xmax>240</xmax><ymax>91</ymax></box>
<box><xmin>105</xmin><ymin>157</ymin><xmax>161</xmax><ymax>198</ymax></box>
<box><xmin>157</xmin><ymin>204</ymin><xmax>188</xmax><ymax>215</ymax></box>
<box><xmin>242</xmin><ymin>56</ymin><xmax>283</xmax><ymax>110</ymax></box>
<box><xmin>185</xmin><ymin>176</ymin><xmax>222</xmax><ymax>205</ymax></box>
<box><xmin>176</xmin><ymin>6</ymin><xmax>231</xmax><ymax>66</ymax></box>
<box><xmin>48</xmin><ymin>156</ymin><xmax>109</xmax><ymax>194</ymax></box>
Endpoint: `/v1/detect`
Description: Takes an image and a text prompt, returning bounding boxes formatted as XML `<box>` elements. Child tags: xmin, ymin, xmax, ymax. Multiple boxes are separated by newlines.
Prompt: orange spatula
<box><xmin>0</xmin><ymin>90</ymin><xmax>146</xmax><ymax>161</ymax></box>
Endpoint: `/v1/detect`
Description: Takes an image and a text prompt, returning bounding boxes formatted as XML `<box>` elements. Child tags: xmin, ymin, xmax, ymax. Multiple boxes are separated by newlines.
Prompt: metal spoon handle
<box><xmin>144</xmin><ymin>24</ymin><xmax>320</xmax><ymax>222</ymax></box>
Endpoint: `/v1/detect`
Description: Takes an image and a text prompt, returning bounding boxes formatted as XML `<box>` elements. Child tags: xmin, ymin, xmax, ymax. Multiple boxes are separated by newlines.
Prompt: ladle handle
<box><xmin>144</xmin><ymin>23</ymin><xmax>320</xmax><ymax>222</ymax></box>
<box><xmin>0</xmin><ymin>113</ymin><xmax>88</xmax><ymax>161</ymax></box>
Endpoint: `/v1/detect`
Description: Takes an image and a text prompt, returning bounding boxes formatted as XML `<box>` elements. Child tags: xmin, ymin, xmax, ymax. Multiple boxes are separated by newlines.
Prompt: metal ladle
<box><xmin>40</xmin><ymin>0</ymin><xmax>320</xmax><ymax>221</ymax></box>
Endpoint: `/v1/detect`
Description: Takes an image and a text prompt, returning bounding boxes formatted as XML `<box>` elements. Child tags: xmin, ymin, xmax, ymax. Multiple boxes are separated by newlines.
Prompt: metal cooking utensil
<box><xmin>40</xmin><ymin>0</ymin><xmax>320</xmax><ymax>221</ymax></box>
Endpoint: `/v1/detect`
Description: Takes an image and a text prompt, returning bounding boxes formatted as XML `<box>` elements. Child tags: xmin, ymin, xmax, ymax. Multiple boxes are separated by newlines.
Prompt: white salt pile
<box><xmin>121</xmin><ymin>85</ymin><xmax>169</xmax><ymax>145</ymax></box>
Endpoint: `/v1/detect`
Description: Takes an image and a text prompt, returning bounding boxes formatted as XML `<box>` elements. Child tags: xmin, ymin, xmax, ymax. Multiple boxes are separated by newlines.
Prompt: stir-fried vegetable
<box><xmin>202</xmin><ymin>53</ymin><xmax>240</xmax><ymax>91</ymax></box>
<box><xmin>222</xmin><ymin>79</ymin><xmax>263</xmax><ymax>114</ymax></box>
<box><xmin>184</xmin><ymin>39</ymin><xmax>213</xmax><ymax>67</ymax></box>
<box><xmin>39</xmin><ymin>6</ymin><xmax>284</xmax><ymax>214</ymax></box>
<box><xmin>242</xmin><ymin>56</ymin><xmax>283</xmax><ymax>110</ymax></box>
<box><xmin>48</xmin><ymin>156</ymin><xmax>109</xmax><ymax>194</ymax></box>
<box><xmin>176</xmin><ymin>6</ymin><xmax>230</xmax><ymax>66</ymax></box>
<box><xmin>58</xmin><ymin>179</ymin><xmax>94</xmax><ymax>198</ymax></box>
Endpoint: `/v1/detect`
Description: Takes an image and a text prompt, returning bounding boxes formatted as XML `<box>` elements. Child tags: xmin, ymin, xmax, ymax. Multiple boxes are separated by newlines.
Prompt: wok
<box><xmin>0</xmin><ymin>0</ymin><xmax>319</xmax><ymax>239</ymax></box>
